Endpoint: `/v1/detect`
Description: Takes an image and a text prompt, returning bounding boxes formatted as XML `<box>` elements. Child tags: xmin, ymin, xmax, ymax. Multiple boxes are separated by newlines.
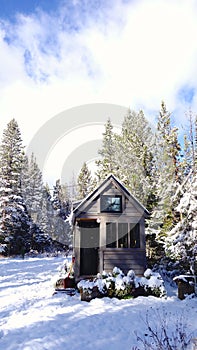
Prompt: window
<box><xmin>106</xmin><ymin>222</ymin><xmax>116</xmax><ymax>248</ymax></box>
<box><xmin>101</xmin><ymin>195</ymin><xmax>122</xmax><ymax>213</ymax></box>
<box><xmin>129</xmin><ymin>223</ymin><xmax>140</xmax><ymax>248</ymax></box>
<box><xmin>118</xmin><ymin>223</ymin><xmax>128</xmax><ymax>248</ymax></box>
<box><xmin>106</xmin><ymin>222</ymin><xmax>140</xmax><ymax>248</ymax></box>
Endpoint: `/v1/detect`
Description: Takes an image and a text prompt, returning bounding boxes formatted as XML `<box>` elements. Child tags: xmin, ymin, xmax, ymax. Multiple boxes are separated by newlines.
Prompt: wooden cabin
<box><xmin>73</xmin><ymin>174</ymin><xmax>149</xmax><ymax>281</ymax></box>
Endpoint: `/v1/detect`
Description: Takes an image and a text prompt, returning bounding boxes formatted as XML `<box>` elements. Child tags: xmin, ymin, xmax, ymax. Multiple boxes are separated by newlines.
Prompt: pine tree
<box><xmin>29</xmin><ymin>221</ymin><xmax>52</xmax><ymax>253</ymax></box>
<box><xmin>52</xmin><ymin>179</ymin><xmax>70</xmax><ymax>219</ymax></box>
<box><xmin>69</xmin><ymin>172</ymin><xmax>78</xmax><ymax>203</ymax></box>
<box><xmin>164</xmin><ymin>114</ymin><xmax>197</xmax><ymax>271</ymax></box>
<box><xmin>165</xmin><ymin>171</ymin><xmax>197</xmax><ymax>272</ymax></box>
<box><xmin>21</xmin><ymin>153</ymin><xmax>43</xmax><ymax>224</ymax></box>
<box><xmin>96</xmin><ymin>118</ymin><xmax>117</xmax><ymax>182</ymax></box>
<box><xmin>181</xmin><ymin>110</ymin><xmax>197</xmax><ymax>175</ymax></box>
<box><xmin>116</xmin><ymin>109</ymin><xmax>155</xmax><ymax>207</ymax></box>
<box><xmin>77</xmin><ymin>162</ymin><xmax>93</xmax><ymax>199</ymax></box>
<box><xmin>37</xmin><ymin>184</ymin><xmax>54</xmax><ymax>238</ymax></box>
<box><xmin>181</xmin><ymin>134</ymin><xmax>192</xmax><ymax>175</ymax></box>
<box><xmin>151</xmin><ymin>101</ymin><xmax>182</xmax><ymax>244</ymax></box>
<box><xmin>186</xmin><ymin>109</ymin><xmax>196</xmax><ymax>167</ymax></box>
<box><xmin>0</xmin><ymin>119</ymin><xmax>31</xmax><ymax>256</ymax></box>
<box><xmin>51</xmin><ymin>179</ymin><xmax>72</xmax><ymax>245</ymax></box>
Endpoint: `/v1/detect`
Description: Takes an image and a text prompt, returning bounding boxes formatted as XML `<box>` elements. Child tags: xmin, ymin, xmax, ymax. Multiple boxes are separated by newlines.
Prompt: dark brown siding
<box><xmin>102</xmin><ymin>248</ymin><xmax>146</xmax><ymax>276</ymax></box>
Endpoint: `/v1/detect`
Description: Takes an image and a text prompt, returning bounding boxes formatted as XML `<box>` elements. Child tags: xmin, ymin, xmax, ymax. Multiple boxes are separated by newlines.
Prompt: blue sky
<box><xmin>0</xmin><ymin>0</ymin><xmax>61</xmax><ymax>18</ymax></box>
<box><xmin>0</xmin><ymin>0</ymin><xmax>197</xmax><ymax>183</ymax></box>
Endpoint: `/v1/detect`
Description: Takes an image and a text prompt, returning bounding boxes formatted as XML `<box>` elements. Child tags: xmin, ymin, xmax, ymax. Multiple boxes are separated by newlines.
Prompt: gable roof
<box><xmin>73</xmin><ymin>173</ymin><xmax>150</xmax><ymax>217</ymax></box>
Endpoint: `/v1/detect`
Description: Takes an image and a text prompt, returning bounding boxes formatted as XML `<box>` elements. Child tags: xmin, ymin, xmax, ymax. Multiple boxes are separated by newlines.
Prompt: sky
<box><xmin>0</xmin><ymin>0</ymin><xmax>197</xmax><ymax>185</ymax></box>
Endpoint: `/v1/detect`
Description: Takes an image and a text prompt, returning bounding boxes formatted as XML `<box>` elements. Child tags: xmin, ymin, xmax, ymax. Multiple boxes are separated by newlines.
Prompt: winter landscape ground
<box><xmin>0</xmin><ymin>255</ymin><xmax>197</xmax><ymax>350</ymax></box>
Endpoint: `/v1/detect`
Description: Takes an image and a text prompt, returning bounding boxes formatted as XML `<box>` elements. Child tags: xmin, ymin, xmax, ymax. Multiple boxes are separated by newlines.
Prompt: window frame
<box><xmin>105</xmin><ymin>222</ymin><xmax>141</xmax><ymax>248</ymax></box>
<box><xmin>100</xmin><ymin>195</ymin><xmax>122</xmax><ymax>213</ymax></box>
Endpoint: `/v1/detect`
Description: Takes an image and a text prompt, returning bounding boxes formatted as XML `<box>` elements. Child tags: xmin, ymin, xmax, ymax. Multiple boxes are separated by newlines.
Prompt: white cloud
<box><xmin>0</xmin><ymin>0</ymin><xmax>197</xmax><ymax>182</ymax></box>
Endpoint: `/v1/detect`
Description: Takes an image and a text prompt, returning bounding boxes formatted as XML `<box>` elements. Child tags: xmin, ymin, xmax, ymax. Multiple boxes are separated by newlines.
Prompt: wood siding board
<box><xmin>103</xmin><ymin>248</ymin><xmax>146</xmax><ymax>275</ymax></box>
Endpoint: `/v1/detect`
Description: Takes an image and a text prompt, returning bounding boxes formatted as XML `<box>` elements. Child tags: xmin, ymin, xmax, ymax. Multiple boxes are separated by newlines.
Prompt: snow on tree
<box><xmin>164</xmin><ymin>113</ymin><xmax>197</xmax><ymax>271</ymax></box>
<box><xmin>165</xmin><ymin>170</ymin><xmax>197</xmax><ymax>272</ymax></box>
<box><xmin>116</xmin><ymin>109</ymin><xmax>156</xmax><ymax>208</ymax></box>
<box><xmin>21</xmin><ymin>155</ymin><xmax>56</xmax><ymax>251</ymax></box>
<box><xmin>69</xmin><ymin>172</ymin><xmax>78</xmax><ymax>203</ymax></box>
<box><xmin>0</xmin><ymin>119</ymin><xmax>31</xmax><ymax>255</ymax></box>
<box><xmin>52</xmin><ymin>179</ymin><xmax>70</xmax><ymax>219</ymax></box>
<box><xmin>96</xmin><ymin>118</ymin><xmax>118</xmax><ymax>182</ymax></box>
<box><xmin>51</xmin><ymin>179</ymin><xmax>72</xmax><ymax>245</ymax></box>
<box><xmin>181</xmin><ymin>110</ymin><xmax>197</xmax><ymax>176</ymax></box>
<box><xmin>29</xmin><ymin>221</ymin><xmax>52</xmax><ymax>253</ymax></box>
<box><xmin>77</xmin><ymin>162</ymin><xmax>94</xmax><ymax>199</ymax></box>
<box><xmin>37</xmin><ymin>184</ymin><xmax>55</xmax><ymax>238</ymax></box>
<box><xmin>21</xmin><ymin>153</ymin><xmax>43</xmax><ymax>224</ymax></box>
<box><xmin>150</xmin><ymin>102</ymin><xmax>182</xmax><ymax>243</ymax></box>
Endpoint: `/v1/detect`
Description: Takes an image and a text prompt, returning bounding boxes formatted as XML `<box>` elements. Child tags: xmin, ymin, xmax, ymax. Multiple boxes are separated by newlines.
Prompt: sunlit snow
<box><xmin>0</xmin><ymin>256</ymin><xmax>197</xmax><ymax>350</ymax></box>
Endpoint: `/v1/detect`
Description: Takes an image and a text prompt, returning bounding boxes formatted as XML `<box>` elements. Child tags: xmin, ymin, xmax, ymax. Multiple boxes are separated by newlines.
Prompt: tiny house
<box><xmin>73</xmin><ymin>174</ymin><xmax>149</xmax><ymax>281</ymax></box>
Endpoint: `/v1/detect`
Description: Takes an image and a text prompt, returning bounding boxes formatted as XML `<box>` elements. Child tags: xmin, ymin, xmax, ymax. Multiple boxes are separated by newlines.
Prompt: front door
<box><xmin>80</xmin><ymin>220</ymin><xmax>100</xmax><ymax>275</ymax></box>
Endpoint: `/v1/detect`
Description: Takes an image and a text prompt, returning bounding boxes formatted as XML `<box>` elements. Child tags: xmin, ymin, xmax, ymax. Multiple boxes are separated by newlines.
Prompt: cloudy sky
<box><xmin>0</xmin><ymin>0</ymin><xmax>197</xmax><ymax>184</ymax></box>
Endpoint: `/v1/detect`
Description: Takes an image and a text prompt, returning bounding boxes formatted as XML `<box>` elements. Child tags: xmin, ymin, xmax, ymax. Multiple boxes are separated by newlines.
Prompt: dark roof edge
<box><xmin>73</xmin><ymin>173</ymin><xmax>150</xmax><ymax>215</ymax></box>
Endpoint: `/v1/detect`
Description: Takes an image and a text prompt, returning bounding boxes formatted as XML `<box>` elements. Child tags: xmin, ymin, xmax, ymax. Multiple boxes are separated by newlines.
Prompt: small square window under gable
<box><xmin>100</xmin><ymin>195</ymin><xmax>122</xmax><ymax>213</ymax></box>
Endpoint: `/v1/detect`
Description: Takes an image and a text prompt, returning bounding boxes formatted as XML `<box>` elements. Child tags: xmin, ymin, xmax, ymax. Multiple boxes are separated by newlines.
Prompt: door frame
<box><xmin>79</xmin><ymin>219</ymin><xmax>100</xmax><ymax>276</ymax></box>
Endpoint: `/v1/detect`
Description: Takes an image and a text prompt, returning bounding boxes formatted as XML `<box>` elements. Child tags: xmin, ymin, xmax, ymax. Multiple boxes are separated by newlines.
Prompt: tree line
<box><xmin>77</xmin><ymin>102</ymin><xmax>197</xmax><ymax>272</ymax></box>
<box><xmin>0</xmin><ymin>119</ymin><xmax>72</xmax><ymax>256</ymax></box>
<box><xmin>0</xmin><ymin>102</ymin><xmax>196</xmax><ymax>272</ymax></box>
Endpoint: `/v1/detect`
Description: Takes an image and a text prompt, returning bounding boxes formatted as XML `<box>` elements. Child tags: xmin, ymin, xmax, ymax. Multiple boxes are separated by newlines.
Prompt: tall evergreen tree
<box><xmin>69</xmin><ymin>172</ymin><xmax>78</xmax><ymax>203</ymax></box>
<box><xmin>151</xmin><ymin>101</ymin><xmax>182</xmax><ymax>243</ymax></box>
<box><xmin>116</xmin><ymin>109</ymin><xmax>155</xmax><ymax>207</ymax></box>
<box><xmin>165</xmin><ymin>170</ymin><xmax>197</xmax><ymax>272</ymax></box>
<box><xmin>181</xmin><ymin>134</ymin><xmax>193</xmax><ymax>176</ymax></box>
<box><xmin>51</xmin><ymin>179</ymin><xmax>72</xmax><ymax>245</ymax></box>
<box><xmin>96</xmin><ymin>118</ymin><xmax>117</xmax><ymax>182</ymax></box>
<box><xmin>77</xmin><ymin>162</ymin><xmax>93</xmax><ymax>199</ymax></box>
<box><xmin>180</xmin><ymin>110</ymin><xmax>197</xmax><ymax>176</ymax></box>
<box><xmin>0</xmin><ymin>119</ymin><xmax>31</xmax><ymax>255</ymax></box>
<box><xmin>21</xmin><ymin>153</ymin><xmax>43</xmax><ymax>224</ymax></box>
<box><xmin>52</xmin><ymin>179</ymin><xmax>70</xmax><ymax>219</ymax></box>
<box><xmin>37</xmin><ymin>184</ymin><xmax>55</xmax><ymax>238</ymax></box>
<box><xmin>165</xmin><ymin>112</ymin><xmax>197</xmax><ymax>271</ymax></box>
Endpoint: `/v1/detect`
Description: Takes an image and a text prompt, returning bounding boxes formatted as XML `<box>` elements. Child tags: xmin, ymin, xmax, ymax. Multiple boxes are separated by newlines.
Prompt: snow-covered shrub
<box><xmin>77</xmin><ymin>267</ymin><xmax>166</xmax><ymax>301</ymax></box>
<box><xmin>77</xmin><ymin>278</ymin><xmax>107</xmax><ymax>301</ymax></box>
<box><xmin>77</xmin><ymin>268</ymin><xmax>136</xmax><ymax>301</ymax></box>
<box><xmin>112</xmin><ymin>266</ymin><xmax>124</xmax><ymax>276</ymax></box>
<box><xmin>143</xmin><ymin>268</ymin><xmax>152</xmax><ymax>279</ymax></box>
<box><xmin>135</xmin><ymin>269</ymin><xmax>166</xmax><ymax>298</ymax></box>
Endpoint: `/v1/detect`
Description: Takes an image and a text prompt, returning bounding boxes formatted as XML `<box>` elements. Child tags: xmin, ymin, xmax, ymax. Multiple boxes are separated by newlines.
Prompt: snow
<box><xmin>0</xmin><ymin>256</ymin><xmax>197</xmax><ymax>350</ymax></box>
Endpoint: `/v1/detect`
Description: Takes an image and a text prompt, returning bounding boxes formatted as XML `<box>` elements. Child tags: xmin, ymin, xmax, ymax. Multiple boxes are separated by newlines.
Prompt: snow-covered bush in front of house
<box><xmin>77</xmin><ymin>267</ymin><xmax>166</xmax><ymax>301</ymax></box>
<box><xmin>135</xmin><ymin>269</ymin><xmax>166</xmax><ymax>298</ymax></box>
<box><xmin>77</xmin><ymin>267</ymin><xmax>136</xmax><ymax>300</ymax></box>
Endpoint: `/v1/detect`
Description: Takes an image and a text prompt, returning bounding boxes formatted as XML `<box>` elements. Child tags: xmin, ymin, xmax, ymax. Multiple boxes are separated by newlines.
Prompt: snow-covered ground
<box><xmin>0</xmin><ymin>256</ymin><xmax>197</xmax><ymax>350</ymax></box>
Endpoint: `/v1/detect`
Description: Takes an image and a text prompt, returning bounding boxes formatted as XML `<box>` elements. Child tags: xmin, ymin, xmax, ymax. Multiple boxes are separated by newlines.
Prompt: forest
<box><xmin>0</xmin><ymin>101</ymin><xmax>196</xmax><ymax>275</ymax></box>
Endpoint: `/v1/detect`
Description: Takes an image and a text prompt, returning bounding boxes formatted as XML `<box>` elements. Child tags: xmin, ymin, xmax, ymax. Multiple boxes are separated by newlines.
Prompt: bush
<box><xmin>77</xmin><ymin>267</ymin><xmax>166</xmax><ymax>301</ymax></box>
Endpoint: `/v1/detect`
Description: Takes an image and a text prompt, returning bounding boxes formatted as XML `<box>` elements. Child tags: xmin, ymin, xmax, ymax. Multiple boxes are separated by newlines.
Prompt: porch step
<box><xmin>54</xmin><ymin>288</ymin><xmax>76</xmax><ymax>296</ymax></box>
